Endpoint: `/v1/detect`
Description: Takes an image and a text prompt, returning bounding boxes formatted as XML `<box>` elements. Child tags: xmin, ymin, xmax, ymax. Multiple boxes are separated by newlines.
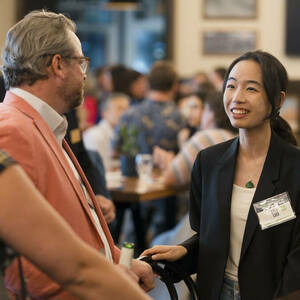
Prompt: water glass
<box><xmin>135</xmin><ymin>154</ymin><xmax>153</xmax><ymax>182</ymax></box>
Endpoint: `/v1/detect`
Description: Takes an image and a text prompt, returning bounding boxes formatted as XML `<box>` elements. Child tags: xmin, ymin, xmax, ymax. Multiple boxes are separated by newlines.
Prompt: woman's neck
<box><xmin>238</xmin><ymin>124</ymin><xmax>271</xmax><ymax>160</ymax></box>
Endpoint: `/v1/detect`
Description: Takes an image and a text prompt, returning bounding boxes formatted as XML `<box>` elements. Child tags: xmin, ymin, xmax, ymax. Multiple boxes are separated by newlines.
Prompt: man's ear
<box><xmin>49</xmin><ymin>54</ymin><xmax>65</xmax><ymax>79</ymax></box>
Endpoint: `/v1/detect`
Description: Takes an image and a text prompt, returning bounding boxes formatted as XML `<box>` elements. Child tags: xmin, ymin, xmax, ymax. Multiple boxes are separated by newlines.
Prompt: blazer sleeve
<box><xmin>0</xmin><ymin>120</ymin><xmax>37</xmax><ymax>185</ymax></box>
<box><xmin>276</xmin><ymin>213</ymin><xmax>300</xmax><ymax>297</ymax></box>
<box><xmin>178</xmin><ymin>152</ymin><xmax>202</xmax><ymax>275</ymax></box>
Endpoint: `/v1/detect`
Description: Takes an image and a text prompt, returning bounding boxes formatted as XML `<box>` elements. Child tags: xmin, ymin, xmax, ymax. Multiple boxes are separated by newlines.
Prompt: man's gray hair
<box><xmin>1</xmin><ymin>10</ymin><xmax>76</xmax><ymax>88</ymax></box>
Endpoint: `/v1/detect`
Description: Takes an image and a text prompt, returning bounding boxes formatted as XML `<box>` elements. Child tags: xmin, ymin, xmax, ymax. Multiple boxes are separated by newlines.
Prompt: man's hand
<box><xmin>95</xmin><ymin>195</ymin><xmax>115</xmax><ymax>224</ymax></box>
<box><xmin>153</xmin><ymin>146</ymin><xmax>175</xmax><ymax>170</ymax></box>
<box><xmin>115</xmin><ymin>264</ymin><xmax>139</xmax><ymax>284</ymax></box>
<box><xmin>131</xmin><ymin>258</ymin><xmax>155</xmax><ymax>292</ymax></box>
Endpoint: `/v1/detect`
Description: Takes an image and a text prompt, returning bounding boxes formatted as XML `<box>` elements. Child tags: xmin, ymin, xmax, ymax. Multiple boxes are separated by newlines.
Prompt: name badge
<box><xmin>253</xmin><ymin>192</ymin><xmax>296</xmax><ymax>230</ymax></box>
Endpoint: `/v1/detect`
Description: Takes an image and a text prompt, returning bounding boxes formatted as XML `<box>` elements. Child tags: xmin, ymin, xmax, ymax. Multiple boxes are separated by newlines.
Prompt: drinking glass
<box><xmin>135</xmin><ymin>154</ymin><xmax>153</xmax><ymax>182</ymax></box>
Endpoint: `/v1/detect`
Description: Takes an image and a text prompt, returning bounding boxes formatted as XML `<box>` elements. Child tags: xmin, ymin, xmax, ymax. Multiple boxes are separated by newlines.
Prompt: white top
<box><xmin>10</xmin><ymin>88</ymin><xmax>113</xmax><ymax>262</ymax></box>
<box><xmin>225</xmin><ymin>184</ymin><xmax>255</xmax><ymax>281</ymax></box>
<box><xmin>83</xmin><ymin>119</ymin><xmax>119</xmax><ymax>171</ymax></box>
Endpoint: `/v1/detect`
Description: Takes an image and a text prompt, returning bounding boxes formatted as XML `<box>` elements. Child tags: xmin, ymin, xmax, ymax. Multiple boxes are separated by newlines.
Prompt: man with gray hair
<box><xmin>0</xmin><ymin>10</ymin><xmax>153</xmax><ymax>299</ymax></box>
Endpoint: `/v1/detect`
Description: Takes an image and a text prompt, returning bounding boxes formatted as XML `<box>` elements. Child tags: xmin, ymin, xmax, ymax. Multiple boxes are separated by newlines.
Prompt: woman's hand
<box><xmin>140</xmin><ymin>245</ymin><xmax>187</xmax><ymax>262</ymax></box>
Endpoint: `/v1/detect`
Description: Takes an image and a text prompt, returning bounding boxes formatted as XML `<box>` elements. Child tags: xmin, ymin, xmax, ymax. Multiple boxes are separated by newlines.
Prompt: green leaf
<box><xmin>119</xmin><ymin>125</ymin><xmax>140</xmax><ymax>156</ymax></box>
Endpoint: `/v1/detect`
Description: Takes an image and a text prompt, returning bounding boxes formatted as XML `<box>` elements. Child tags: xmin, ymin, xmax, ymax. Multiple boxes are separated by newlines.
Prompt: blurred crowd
<box><xmin>71</xmin><ymin>62</ymin><xmax>234</xmax><ymax>243</ymax></box>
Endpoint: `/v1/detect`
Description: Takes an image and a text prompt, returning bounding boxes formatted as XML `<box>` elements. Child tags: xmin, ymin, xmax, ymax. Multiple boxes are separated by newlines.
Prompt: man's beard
<box><xmin>69</xmin><ymin>86</ymin><xmax>84</xmax><ymax>110</ymax></box>
<box><xmin>61</xmin><ymin>82</ymin><xmax>84</xmax><ymax>112</ymax></box>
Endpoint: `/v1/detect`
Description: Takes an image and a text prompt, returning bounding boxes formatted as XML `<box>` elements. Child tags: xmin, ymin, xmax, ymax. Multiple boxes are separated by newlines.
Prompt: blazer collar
<box><xmin>4</xmin><ymin>91</ymin><xmax>45</xmax><ymax>120</ymax></box>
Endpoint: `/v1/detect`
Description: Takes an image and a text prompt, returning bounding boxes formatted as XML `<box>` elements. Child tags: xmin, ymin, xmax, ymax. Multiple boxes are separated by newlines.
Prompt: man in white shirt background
<box><xmin>83</xmin><ymin>93</ymin><xmax>130</xmax><ymax>171</ymax></box>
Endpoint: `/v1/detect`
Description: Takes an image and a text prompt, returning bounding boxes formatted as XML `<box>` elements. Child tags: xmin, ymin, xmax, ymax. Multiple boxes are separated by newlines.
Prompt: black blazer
<box><xmin>179</xmin><ymin>132</ymin><xmax>300</xmax><ymax>300</ymax></box>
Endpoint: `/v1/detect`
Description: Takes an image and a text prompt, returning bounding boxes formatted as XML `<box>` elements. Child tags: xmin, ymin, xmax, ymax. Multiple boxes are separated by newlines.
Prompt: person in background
<box><xmin>174</xmin><ymin>77</ymin><xmax>193</xmax><ymax>103</ymax></box>
<box><xmin>190</xmin><ymin>71</ymin><xmax>209</xmax><ymax>92</ymax></box>
<box><xmin>95</xmin><ymin>66</ymin><xmax>113</xmax><ymax>96</ymax></box>
<box><xmin>0</xmin><ymin>150</ymin><xmax>152</xmax><ymax>300</ymax></box>
<box><xmin>82</xmin><ymin>74</ymin><xmax>99</xmax><ymax>128</ymax></box>
<box><xmin>109</xmin><ymin>65</ymin><xmax>148</xmax><ymax>105</ymax></box>
<box><xmin>83</xmin><ymin>93</ymin><xmax>130</xmax><ymax>171</ymax></box>
<box><xmin>177</xmin><ymin>91</ymin><xmax>206</xmax><ymax>148</ymax></box>
<box><xmin>0</xmin><ymin>10</ymin><xmax>153</xmax><ymax>299</ymax></box>
<box><xmin>110</xmin><ymin>64</ymin><xmax>131</xmax><ymax>93</ymax></box>
<box><xmin>142</xmin><ymin>51</ymin><xmax>300</xmax><ymax>300</ymax></box>
<box><xmin>209</xmin><ymin>66</ymin><xmax>227</xmax><ymax>91</ymax></box>
<box><xmin>112</xmin><ymin>61</ymin><xmax>185</xmax><ymax>155</ymax></box>
<box><xmin>95</xmin><ymin>66</ymin><xmax>113</xmax><ymax>102</ymax></box>
<box><xmin>127</xmin><ymin>69</ymin><xmax>148</xmax><ymax>105</ymax></box>
<box><xmin>154</xmin><ymin>92</ymin><xmax>236</xmax><ymax>187</ymax></box>
<box><xmin>112</xmin><ymin>60</ymin><xmax>185</xmax><ymax>237</ymax></box>
<box><xmin>93</xmin><ymin>66</ymin><xmax>113</xmax><ymax>122</ymax></box>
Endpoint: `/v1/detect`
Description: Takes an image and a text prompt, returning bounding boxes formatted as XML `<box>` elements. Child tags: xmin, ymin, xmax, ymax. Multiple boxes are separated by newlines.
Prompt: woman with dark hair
<box><xmin>127</xmin><ymin>69</ymin><xmax>148</xmax><ymax>104</ymax></box>
<box><xmin>177</xmin><ymin>90</ymin><xmax>209</xmax><ymax>147</ymax></box>
<box><xmin>142</xmin><ymin>51</ymin><xmax>300</xmax><ymax>300</ymax></box>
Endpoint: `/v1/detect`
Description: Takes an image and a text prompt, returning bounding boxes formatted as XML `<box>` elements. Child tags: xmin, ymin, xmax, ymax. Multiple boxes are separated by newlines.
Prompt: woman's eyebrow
<box><xmin>227</xmin><ymin>77</ymin><xmax>262</xmax><ymax>86</ymax></box>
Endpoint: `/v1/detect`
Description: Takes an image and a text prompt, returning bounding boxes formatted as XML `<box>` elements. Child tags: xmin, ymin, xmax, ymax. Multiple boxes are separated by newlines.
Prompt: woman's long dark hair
<box><xmin>223</xmin><ymin>50</ymin><xmax>297</xmax><ymax>146</ymax></box>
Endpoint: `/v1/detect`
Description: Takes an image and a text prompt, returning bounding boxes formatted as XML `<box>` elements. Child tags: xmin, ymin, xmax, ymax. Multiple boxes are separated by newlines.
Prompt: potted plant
<box><xmin>119</xmin><ymin>125</ymin><xmax>140</xmax><ymax>177</ymax></box>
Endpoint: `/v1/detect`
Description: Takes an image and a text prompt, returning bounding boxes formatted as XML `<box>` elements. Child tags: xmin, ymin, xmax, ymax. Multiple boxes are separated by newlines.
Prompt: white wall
<box><xmin>0</xmin><ymin>0</ymin><xmax>17</xmax><ymax>63</ymax></box>
<box><xmin>174</xmin><ymin>0</ymin><xmax>300</xmax><ymax>80</ymax></box>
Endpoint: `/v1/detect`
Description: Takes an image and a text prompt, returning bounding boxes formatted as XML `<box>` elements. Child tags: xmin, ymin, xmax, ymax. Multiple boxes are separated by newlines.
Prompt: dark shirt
<box><xmin>65</xmin><ymin>110</ymin><xmax>110</xmax><ymax>198</ymax></box>
<box><xmin>112</xmin><ymin>99</ymin><xmax>185</xmax><ymax>154</ymax></box>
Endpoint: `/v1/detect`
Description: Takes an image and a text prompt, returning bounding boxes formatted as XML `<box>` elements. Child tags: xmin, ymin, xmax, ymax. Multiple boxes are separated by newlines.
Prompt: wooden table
<box><xmin>106</xmin><ymin>170</ymin><xmax>188</xmax><ymax>253</ymax></box>
<box><xmin>107</xmin><ymin>170</ymin><xmax>187</xmax><ymax>202</ymax></box>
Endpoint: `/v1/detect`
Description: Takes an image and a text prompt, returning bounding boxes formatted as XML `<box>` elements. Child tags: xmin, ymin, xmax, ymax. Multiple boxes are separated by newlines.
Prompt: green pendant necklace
<box><xmin>245</xmin><ymin>180</ymin><xmax>255</xmax><ymax>188</ymax></box>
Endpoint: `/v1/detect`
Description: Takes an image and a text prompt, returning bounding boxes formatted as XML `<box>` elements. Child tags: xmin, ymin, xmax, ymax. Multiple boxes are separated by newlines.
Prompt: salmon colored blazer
<box><xmin>0</xmin><ymin>92</ymin><xmax>120</xmax><ymax>299</ymax></box>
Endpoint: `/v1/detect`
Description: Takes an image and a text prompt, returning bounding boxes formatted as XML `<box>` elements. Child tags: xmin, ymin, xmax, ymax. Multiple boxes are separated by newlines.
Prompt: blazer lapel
<box><xmin>63</xmin><ymin>141</ymin><xmax>116</xmax><ymax>249</ymax></box>
<box><xmin>32</xmin><ymin>119</ymin><xmax>96</xmax><ymax>222</ymax></box>
<box><xmin>240</xmin><ymin>132</ymin><xmax>282</xmax><ymax>260</ymax></box>
<box><xmin>31</xmin><ymin>120</ymin><xmax>101</xmax><ymax>232</ymax></box>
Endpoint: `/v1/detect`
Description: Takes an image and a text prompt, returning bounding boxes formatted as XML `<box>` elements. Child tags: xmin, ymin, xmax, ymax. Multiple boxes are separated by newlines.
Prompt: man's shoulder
<box><xmin>0</xmin><ymin>103</ymin><xmax>33</xmax><ymax>129</ymax></box>
<box><xmin>120</xmin><ymin>103</ymin><xmax>145</xmax><ymax>123</ymax></box>
<box><xmin>132</xmin><ymin>100</ymin><xmax>151</xmax><ymax>113</ymax></box>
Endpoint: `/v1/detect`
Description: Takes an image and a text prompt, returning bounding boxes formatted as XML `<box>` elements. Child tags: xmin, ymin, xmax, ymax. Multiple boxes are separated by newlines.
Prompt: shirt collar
<box><xmin>10</xmin><ymin>87</ymin><xmax>68</xmax><ymax>145</ymax></box>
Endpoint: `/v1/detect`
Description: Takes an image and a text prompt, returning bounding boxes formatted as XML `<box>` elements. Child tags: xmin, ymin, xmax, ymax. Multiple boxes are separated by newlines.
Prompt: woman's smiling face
<box><xmin>223</xmin><ymin>59</ymin><xmax>272</xmax><ymax>131</ymax></box>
